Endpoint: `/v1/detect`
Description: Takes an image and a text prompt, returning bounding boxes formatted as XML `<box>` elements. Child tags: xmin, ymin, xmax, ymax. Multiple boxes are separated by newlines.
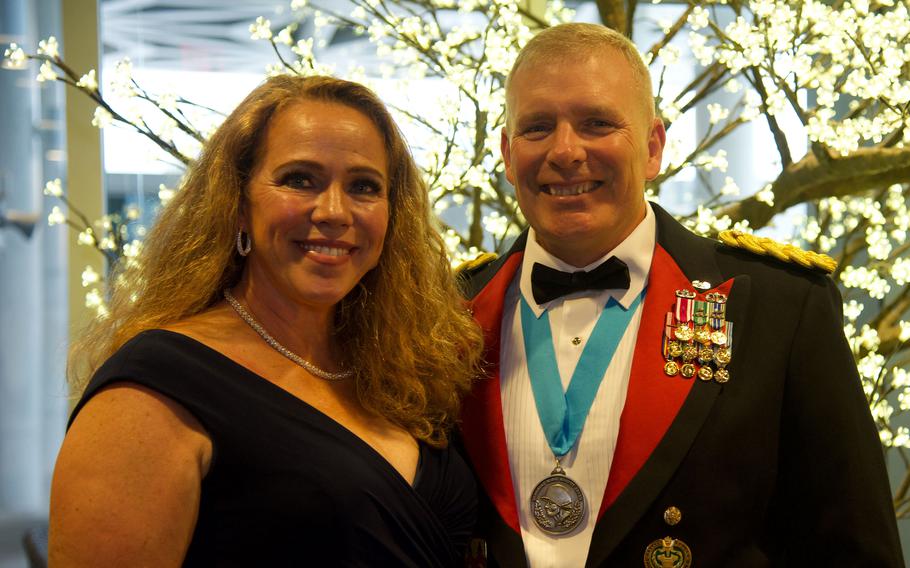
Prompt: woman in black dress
<box><xmin>49</xmin><ymin>75</ymin><xmax>484</xmax><ymax>566</ymax></box>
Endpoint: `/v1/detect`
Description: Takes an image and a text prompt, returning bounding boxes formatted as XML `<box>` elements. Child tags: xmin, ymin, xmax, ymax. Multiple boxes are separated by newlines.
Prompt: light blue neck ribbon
<box><xmin>520</xmin><ymin>289</ymin><xmax>646</xmax><ymax>457</ymax></box>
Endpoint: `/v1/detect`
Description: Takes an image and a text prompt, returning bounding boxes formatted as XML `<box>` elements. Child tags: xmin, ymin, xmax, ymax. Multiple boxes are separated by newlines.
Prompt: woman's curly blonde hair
<box><xmin>68</xmin><ymin>75</ymin><xmax>484</xmax><ymax>447</ymax></box>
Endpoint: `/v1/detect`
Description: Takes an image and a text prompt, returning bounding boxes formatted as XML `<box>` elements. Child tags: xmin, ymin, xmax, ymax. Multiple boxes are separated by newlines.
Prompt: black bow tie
<box><xmin>530</xmin><ymin>257</ymin><xmax>630</xmax><ymax>305</ymax></box>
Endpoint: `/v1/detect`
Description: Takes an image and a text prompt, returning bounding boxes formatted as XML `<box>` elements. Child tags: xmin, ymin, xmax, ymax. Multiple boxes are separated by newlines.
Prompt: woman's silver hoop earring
<box><xmin>236</xmin><ymin>230</ymin><xmax>252</xmax><ymax>257</ymax></box>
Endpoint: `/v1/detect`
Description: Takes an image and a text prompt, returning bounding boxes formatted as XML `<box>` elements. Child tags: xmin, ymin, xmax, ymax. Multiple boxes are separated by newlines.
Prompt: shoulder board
<box><xmin>718</xmin><ymin>230</ymin><xmax>837</xmax><ymax>274</ymax></box>
<box><xmin>455</xmin><ymin>252</ymin><xmax>499</xmax><ymax>278</ymax></box>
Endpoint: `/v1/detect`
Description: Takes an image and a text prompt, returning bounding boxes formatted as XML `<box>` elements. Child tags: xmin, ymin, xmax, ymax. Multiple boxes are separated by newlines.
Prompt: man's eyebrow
<box><xmin>515</xmin><ymin>111</ymin><xmax>552</xmax><ymax>125</ymax></box>
<box><xmin>575</xmin><ymin>104</ymin><xmax>621</xmax><ymax>119</ymax></box>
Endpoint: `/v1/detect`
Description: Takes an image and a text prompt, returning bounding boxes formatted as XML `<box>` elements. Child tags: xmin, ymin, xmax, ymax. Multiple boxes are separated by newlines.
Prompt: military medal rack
<box><xmin>662</xmin><ymin>288</ymin><xmax>732</xmax><ymax>383</ymax></box>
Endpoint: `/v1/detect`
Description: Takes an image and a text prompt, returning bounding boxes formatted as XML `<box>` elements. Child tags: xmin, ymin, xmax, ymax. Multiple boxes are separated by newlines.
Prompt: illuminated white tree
<box><xmin>5</xmin><ymin>0</ymin><xmax>910</xmax><ymax>515</ymax></box>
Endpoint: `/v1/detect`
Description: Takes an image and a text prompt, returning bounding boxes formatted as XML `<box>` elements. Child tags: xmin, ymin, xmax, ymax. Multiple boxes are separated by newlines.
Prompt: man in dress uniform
<box><xmin>458</xmin><ymin>22</ymin><xmax>903</xmax><ymax>567</ymax></box>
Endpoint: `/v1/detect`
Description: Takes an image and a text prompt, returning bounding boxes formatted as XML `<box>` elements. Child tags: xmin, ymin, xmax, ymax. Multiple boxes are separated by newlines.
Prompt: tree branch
<box><xmin>646</xmin><ymin>5</ymin><xmax>695</xmax><ymax>62</ymax></box>
<box><xmin>717</xmin><ymin>146</ymin><xmax>910</xmax><ymax>230</ymax></box>
<box><xmin>747</xmin><ymin>67</ymin><xmax>793</xmax><ymax>168</ymax></box>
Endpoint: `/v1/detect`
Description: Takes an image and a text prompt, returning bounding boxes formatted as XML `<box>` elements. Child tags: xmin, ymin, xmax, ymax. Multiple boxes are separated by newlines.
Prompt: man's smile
<box><xmin>540</xmin><ymin>181</ymin><xmax>602</xmax><ymax>196</ymax></box>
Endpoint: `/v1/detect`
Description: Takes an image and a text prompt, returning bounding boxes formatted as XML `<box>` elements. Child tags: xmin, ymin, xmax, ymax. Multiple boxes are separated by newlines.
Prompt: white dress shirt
<box><xmin>500</xmin><ymin>203</ymin><xmax>656</xmax><ymax>568</ymax></box>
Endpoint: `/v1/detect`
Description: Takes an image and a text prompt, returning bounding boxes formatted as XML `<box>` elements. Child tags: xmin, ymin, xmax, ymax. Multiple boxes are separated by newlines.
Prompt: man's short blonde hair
<box><xmin>504</xmin><ymin>23</ymin><xmax>655</xmax><ymax>130</ymax></box>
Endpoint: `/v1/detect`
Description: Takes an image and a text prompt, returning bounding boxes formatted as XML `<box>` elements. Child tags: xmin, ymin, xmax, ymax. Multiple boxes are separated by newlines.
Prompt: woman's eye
<box><xmin>351</xmin><ymin>179</ymin><xmax>382</xmax><ymax>195</ymax></box>
<box><xmin>280</xmin><ymin>172</ymin><xmax>312</xmax><ymax>190</ymax></box>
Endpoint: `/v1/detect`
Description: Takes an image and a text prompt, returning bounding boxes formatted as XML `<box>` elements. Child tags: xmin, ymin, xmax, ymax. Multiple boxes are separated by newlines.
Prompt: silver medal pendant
<box><xmin>530</xmin><ymin>461</ymin><xmax>586</xmax><ymax>534</ymax></box>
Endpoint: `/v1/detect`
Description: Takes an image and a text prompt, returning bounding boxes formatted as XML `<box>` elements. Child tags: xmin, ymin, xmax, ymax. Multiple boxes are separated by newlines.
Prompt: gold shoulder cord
<box><xmin>718</xmin><ymin>230</ymin><xmax>837</xmax><ymax>274</ymax></box>
<box><xmin>455</xmin><ymin>252</ymin><xmax>499</xmax><ymax>276</ymax></box>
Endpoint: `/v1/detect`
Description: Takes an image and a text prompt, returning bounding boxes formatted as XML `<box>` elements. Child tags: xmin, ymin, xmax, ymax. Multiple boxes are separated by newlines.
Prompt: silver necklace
<box><xmin>223</xmin><ymin>289</ymin><xmax>353</xmax><ymax>381</ymax></box>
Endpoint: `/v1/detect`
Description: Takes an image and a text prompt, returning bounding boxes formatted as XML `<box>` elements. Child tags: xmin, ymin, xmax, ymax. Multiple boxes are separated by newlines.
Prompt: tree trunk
<box><xmin>596</xmin><ymin>0</ymin><xmax>628</xmax><ymax>36</ymax></box>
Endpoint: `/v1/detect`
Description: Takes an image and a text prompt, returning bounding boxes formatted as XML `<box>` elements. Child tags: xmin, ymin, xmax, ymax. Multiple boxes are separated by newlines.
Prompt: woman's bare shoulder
<box><xmin>71</xmin><ymin>382</ymin><xmax>212</xmax><ymax>455</ymax></box>
<box><xmin>50</xmin><ymin>382</ymin><xmax>211</xmax><ymax>565</ymax></box>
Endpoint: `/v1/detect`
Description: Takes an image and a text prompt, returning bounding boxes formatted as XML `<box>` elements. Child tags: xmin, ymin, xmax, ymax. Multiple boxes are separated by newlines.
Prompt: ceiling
<box><xmin>98</xmin><ymin>0</ymin><xmax>606</xmax><ymax>74</ymax></box>
<box><xmin>100</xmin><ymin>0</ymin><xmax>375</xmax><ymax>72</ymax></box>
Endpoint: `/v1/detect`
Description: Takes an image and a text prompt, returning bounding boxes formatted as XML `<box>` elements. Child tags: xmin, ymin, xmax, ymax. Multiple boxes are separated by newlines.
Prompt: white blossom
<box><xmin>2</xmin><ymin>43</ymin><xmax>26</xmax><ymax>69</ymax></box>
<box><xmin>43</xmin><ymin>178</ymin><xmax>63</xmax><ymax>197</ymax></box>
<box><xmin>720</xmin><ymin>176</ymin><xmax>740</xmax><ymax>196</ymax></box>
<box><xmin>47</xmin><ymin>206</ymin><xmax>65</xmax><ymax>226</ymax></box>
<box><xmin>276</xmin><ymin>25</ymin><xmax>296</xmax><ymax>46</ymax></box>
<box><xmin>865</xmin><ymin>226</ymin><xmax>892</xmax><ymax>260</ymax></box>
<box><xmin>688</xmin><ymin>6</ymin><xmax>710</xmax><ymax>30</ymax></box>
<box><xmin>741</xmin><ymin>90</ymin><xmax>763</xmax><ymax>121</ymax></box>
<box><xmin>840</xmin><ymin>265</ymin><xmax>891</xmax><ymax>299</ymax></box>
<box><xmin>157</xmin><ymin>93</ymin><xmax>178</xmax><ymax>113</ymax></box>
<box><xmin>843</xmin><ymin>300</ymin><xmax>864</xmax><ymax>322</ymax></box>
<box><xmin>36</xmin><ymin>36</ymin><xmax>59</xmax><ymax>58</ymax></box>
<box><xmin>658</xmin><ymin>45</ymin><xmax>680</xmax><ymax>66</ymax></box>
<box><xmin>249</xmin><ymin>17</ymin><xmax>273</xmax><ymax>40</ymax></box>
<box><xmin>871</xmin><ymin>398</ymin><xmax>894</xmax><ymax>422</ymax></box>
<box><xmin>442</xmin><ymin>229</ymin><xmax>461</xmax><ymax>258</ymax></box>
<box><xmin>755</xmin><ymin>184</ymin><xmax>775</xmax><ymax>206</ymax></box>
<box><xmin>801</xmin><ymin>218</ymin><xmax>821</xmax><ymax>242</ymax></box>
<box><xmin>687</xmin><ymin>31</ymin><xmax>714</xmax><ymax>66</ymax></box>
<box><xmin>880</xmin><ymin>427</ymin><xmax>893</xmax><ymax>445</ymax></box>
<box><xmin>764</xmin><ymin>87</ymin><xmax>788</xmax><ymax>116</ymax></box>
<box><xmin>818</xmin><ymin>235</ymin><xmax>837</xmax><ymax>252</ymax></box>
<box><xmin>110</xmin><ymin>58</ymin><xmax>135</xmax><ymax>98</ymax></box>
<box><xmin>292</xmin><ymin>37</ymin><xmax>315</xmax><ymax>60</ymax></box>
<box><xmin>158</xmin><ymin>184</ymin><xmax>175</xmax><ymax>204</ymax></box>
<box><xmin>886</xmin><ymin>184</ymin><xmax>905</xmax><ymax>211</ymax></box>
<box><xmin>707</xmin><ymin>103</ymin><xmax>730</xmax><ymax>125</ymax></box>
<box><xmin>694</xmin><ymin>149</ymin><xmax>728</xmax><ymax>172</ymax></box>
<box><xmin>893</xmin><ymin>367</ymin><xmax>910</xmax><ymax>390</ymax></box>
<box><xmin>76</xmin><ymin>69</ymin><xmax>97</xmax><ymax>91</ymax></box>
<box><xmin>660</xmin><ymin>101</ymin><xmax>682</xmax><ymax>123</ymax></box>
<box><xmin>81</xmin><ymin>266</ymin><xmax>100</xmax><ymax>288</ymax></box>
<box><xmin>544</xmin><ymin>0</ymin><xmax>575</xmax><ymax>24</ymax></box>
<box><xmin>893</xmin><ymin>427</ymin><xmax>910</xmax><ymax>448</ymax></box>
<box><xmin>313</xmin><ymin>11</ymin><xmax>330</xmax><ymax>28</ymax></box>
<box><xmin>125</xmin><ymin>205</ymin><xmax>141</xmax><ymax>221</ymax></box>
<box><xmin>858</xmin><ymin>324</ymin><xmax>880</xmax><ymax>351</ymax></box>
<box><xmin>85</xmin><ymin>289</ymin><xmax>109</xmax><ymax>319</ymax></box>
<box><xmin>857</xmin><ymin>351</ymin><xmax>885</xmax><ymax>381</ymax></box>
<box><xmin>77</xmin><ymin>230</ymin><xmax>95</xmax><ymax>246</ymax></box>
<box><xmin>482</xmin><ymin>212</ymin><xmax>508</xmax><ymax>237</ymax></box>
<box><xmin>122</xmin><ymin>240</ymin><xmax>142</xmax><ymax>258</ymax></box>
<box><xmin>724</xmin><ymin>78</ymin><xmax>742</xmax><ymax>93</ymax></box>
<box><xmin>36</xmin><ymin>60</ymin><xmax>56</xmax><ymax>82</ymax></box>
<box><xmin>84</xmin><ymin>288</ymin><xmax>103</xmax><ymax>307</ymax></box>
<box><xmin>900</xmin><ymin>321</ymin><xmax>910</xmax><ymax>342</ymax></box>
<box><xmin>91</xmin><ymin>106</ymin><xmax>113</xmax><ymax>128</ymax></box>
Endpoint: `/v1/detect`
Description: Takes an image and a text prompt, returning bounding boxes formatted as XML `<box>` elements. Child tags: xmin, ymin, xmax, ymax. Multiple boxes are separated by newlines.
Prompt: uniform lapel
<box><xmin>584</xmin><ymin>204</ymin><xmax>751</xmax><ymax>565</ymax></box>
<box><xmin>461</xmin><ymin>238</ymin><xmax>527</xmax><ymax>538</ymax></box>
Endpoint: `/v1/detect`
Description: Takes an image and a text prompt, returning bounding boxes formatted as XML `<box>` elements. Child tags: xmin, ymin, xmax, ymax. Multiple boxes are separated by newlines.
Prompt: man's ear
<box><xmin>645</xmin><ymin>117</ymin><xmax>666</xmax><ymax>181</ymax></box>
<box><xmin>501</xmin><ymin>127</ymin><xmax>515</xmax><ymax>186</ymax></box>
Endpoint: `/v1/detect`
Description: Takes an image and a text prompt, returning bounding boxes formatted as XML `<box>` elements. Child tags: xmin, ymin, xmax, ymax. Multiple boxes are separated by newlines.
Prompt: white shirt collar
<box><xmin>519</xmin><ymin>201</ymin><xmax>656</xmax><ymax>316</ymax></box>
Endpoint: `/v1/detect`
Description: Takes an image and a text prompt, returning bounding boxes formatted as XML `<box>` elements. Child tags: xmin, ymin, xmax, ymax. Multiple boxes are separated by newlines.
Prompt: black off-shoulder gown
<box><xmin>69</xmin><ymin>330</ymin><xmax>477</xmax><ymax>567</ymax></box>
